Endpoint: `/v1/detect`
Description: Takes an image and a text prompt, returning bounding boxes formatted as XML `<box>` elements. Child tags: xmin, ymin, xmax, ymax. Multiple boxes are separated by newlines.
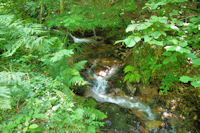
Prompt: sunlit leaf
<box><xmin>29</xmin><ymin>124</ymin><xmax>38</xmax><ymax>129</ymax></box>
<box><xmin>180</xmin><ymin>76</ymin><xmax>192</xmax><ymax>83</ymax></box>
<box><xmin>192</xmin><ymin>58</ymin><xmax>200</xmax><ymax>66</ymax></box>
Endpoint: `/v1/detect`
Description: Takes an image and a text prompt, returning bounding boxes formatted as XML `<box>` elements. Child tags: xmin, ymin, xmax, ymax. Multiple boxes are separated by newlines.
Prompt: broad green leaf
<box><xmin>126</xmin><ymin>24</ymin><xmax>137</xmax><ymax>32</ymax></box>
<box><xmin>180</xmin><ymin>76</ymin><xmax>192</xmax><ymax>83</ymax></box>
<box><xmin>191</xmin><ymin>81</ymin><xmax>200</xmax><ymax>88</ymax></box>
<box><xmin>169</xmin><ymin>39</ymin><xmax>179</xmax><ymax>45</ymax></box>
<box><xmin>33</xmin><ymin>114</ymin><xmax>45</xmax><ymax>119</ymax></box>
<box><xmin>149</xmin><ymin>40</ymin><xmax>163</xmax><ymax>46</ymax></box>
<box><xmin>127</xmin><ymin>40</ymin><xmax>136</xmax><ymax>47</ymax></box>
<box><xmin>192</xmin><ymin>58</ymin><xmax>200</xmax><ymax>66</ymax></box>
<box><xmin>190</xmin><ymin>17</ymin><xmax>200</xmax><ymax>23</ymax></box>
<box><xmin>29</xmin><ymin>124</ymin><xmax>38</xmax><ymax>129</ymax></box>
<box><xmin>186</xmin><ymin>53</ymin><xmax>197</xmax><ymax>59</ymax></box>
<box><xmin>124</xmin><ymin>37</ymin><xmax>136</xmax><ymax>47</ymax></box>
<box><xmin>176</xmin><ymin>21</ymin><xmax>184</xmax><ymax>26</ymax></box>
<box><xmin>180</xmin><ymin>48</ymin><xmax>191</xmax><ymax>53</ymax></box>
<box><xmin>180</xmin><ymin>42</ymin><xmax>188</xmax><ymax>47</ymax></box>
<box><xmin>150</xmin><ymin>4</ymin><xmax>158</xmax><ymax>9</ymax></box>
<box><xmin>165</xmin><ymin>46</ymin><xmax>190</xmax><ymax>53</ymax></box>
<box><xmin>170</xmin><ymin>25</ymin><xmax>179</xmax><ymax>30</ymax></box>
<box><xmin>134</xmin><ymin>36</ymin><xmax>141</xmax><ymax>43</ymax></box>
<box><xmin>152</xmin><ymin>31</ymin><xmax>162</xmax><ymax>39</ymax></box>
<box><xmin>151</xmin><ymin>16</ymin><xmax>168</xmax><ymax>24</ymax></box>
<box><xmin>175</xmin><ymin>46</ymin><xmax>191</xmax><ymax>53</ymax></box>
<box><xmin>144</xmin><ymin>35</ymin><xmax>152</xmax><ymax>42</ymax></box>
<box><xmin>137</xmin><ymin>22</ymin><xmax>152</xmax><ymax>31</ymax></box>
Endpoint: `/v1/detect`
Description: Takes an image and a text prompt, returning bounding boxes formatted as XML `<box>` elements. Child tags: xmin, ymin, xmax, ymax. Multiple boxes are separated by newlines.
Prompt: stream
<box><xmin>75</xmin><ymin>38</ymin><xmax>190</xmax><ymax>132</ymax></box>
<box><xmin>86</xmin><ymin>61</ymin><xmax>155</xmax><ymax>121</ymax></box>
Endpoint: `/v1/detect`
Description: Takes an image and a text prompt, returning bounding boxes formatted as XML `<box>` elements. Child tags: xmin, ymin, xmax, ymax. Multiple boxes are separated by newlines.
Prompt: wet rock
<box><xmin>99</xmin><ymin>103</ymin><xmax>141</xmax><ymax>132</ymax></box>
<box><xmin>159</xmin><ymin>128</ymin><xmax>168</xmax><ymax>133</ymax></box>
<box><xmin>139</xmin><ymin>84</ymin><xmax>158</xmax><ymax>97</ymax></box>
<box><xmin>95</xmin><ymin>57</ymin><xmax>122</xmax><ymax>67</ymax></box>
<box><xmin>107</xmin><ymin>88</ymin><xmax>126</xmax><ymax>97</ymax></box>
<box><xmin>145</xmin><ymin>120</ymin><xmax>162</xmax><ymax>131</ymax></box>
<box><xmin>129</xmin><ymin>109</ymin><xmax>145</xmax><ymax>125</ymax></box>
<box><xmin>105</xmin><ymin>120</ymin><xmax>112</xmax><ymax>126</ymax></box>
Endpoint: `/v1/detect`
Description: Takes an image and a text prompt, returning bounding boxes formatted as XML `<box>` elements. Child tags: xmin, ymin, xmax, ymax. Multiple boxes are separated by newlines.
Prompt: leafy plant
<box><xmin>159</xmin><ymin>73</ymin><xmax>179</xmax><ymax>95</ymax></box>
<box><xmin>118</xmin><ymin>0</ymin><xmax>200</xmax><ymax>93</ymax></box>
<box><xmin>0</xmin><ymin>72</ymin><xmax>28</xmax><ymax>109</ymax></box>
<box><xmin>123</xmin><ymin>65</ymin><xmax>141</xmax><ymax>83</ymax></box>
<box><xmin>180</xmin><ymin>76</ymin><xmax>200</xmax><ymax>88</ymax></box>
<box><xmin>0</xmin><ymin>11</ymin><xmax>106</xmax><ymax>133</ymax></box>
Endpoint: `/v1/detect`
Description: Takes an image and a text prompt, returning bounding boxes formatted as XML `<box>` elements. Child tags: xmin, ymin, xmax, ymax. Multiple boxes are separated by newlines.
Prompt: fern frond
<box><xmin>69</xmin><ymin>76</ymin><xmax>84</xmax><ymax>86</ymax></box>
<box><xmin>0</xmin><ymin>86</ymin><xmax>11</xmax><ymax>109</ymax></box>
<box><xmin>0</xmin><ymin>72</ymin><xmax>27</xmax><ymax>109</ymax></box>
<box><xmin>0</xmin><ymin>14</ymin><xmax>52</xmax><ymax>56</ymax></box>
<box><xmin>73</xmin><ymin>60</ymin><xmax>87</xmax><ymax>71</ymax></box>
<box><xmin>0</xmin><ymin>72</ymin><xmax>27</xmax><ymax>85</ymax></box>
<box><xmin>50</xmin><ymin>49</ymin><xmax>74</xmax><ymax>63</ymax></box>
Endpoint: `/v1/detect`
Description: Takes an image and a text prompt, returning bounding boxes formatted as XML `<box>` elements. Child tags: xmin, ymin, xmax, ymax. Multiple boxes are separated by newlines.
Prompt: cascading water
<box><xmin>85</xmin><ymin>61</ymin><xmax>155</xmax><ymax>120</ymax></box>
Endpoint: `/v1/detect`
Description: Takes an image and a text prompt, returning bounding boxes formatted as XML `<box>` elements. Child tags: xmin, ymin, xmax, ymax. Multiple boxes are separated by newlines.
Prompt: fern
<box><xmin>0</xmin><ymin>86</ymin><xmax>11</xmax><ymax>109</ymax></box>
<box><xmin>74</xmin><ymin>60</ymin><xmax>87</xmax><ymax>71</ymax></box>
<box><xmin>123</xmin><ymin>65</ymin><xmax>141</xmax><ymax>83</ymax></box>
<box><xmin>0</xmin><ymin>72</ymin><xmax>27</xmax><ymax>109</ymax></box>
<box><xmin>124</xmin><ymin>65</ymin><xmax>134</xmax><ymax>73</ymax></box>
<box><xmin>50</xmin><ymin>49</ymin><xmax>74</xmax><ymax>63</ymax></box>
<box><xmin>0</xmin><ymin>15</ymin><xmax>51</xmax><ymax>56</ymax></box>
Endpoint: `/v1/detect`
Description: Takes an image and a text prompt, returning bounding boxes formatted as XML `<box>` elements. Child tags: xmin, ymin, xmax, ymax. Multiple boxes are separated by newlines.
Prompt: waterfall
<box><xmin>85</xmin><ymin>62</ymin><xmax>155</xmax><ymax>120</ymax></box>
<box><xmin>68</xmin><ymin>33</ymin><xmax>97</xmax><ymax>44</ymax></box>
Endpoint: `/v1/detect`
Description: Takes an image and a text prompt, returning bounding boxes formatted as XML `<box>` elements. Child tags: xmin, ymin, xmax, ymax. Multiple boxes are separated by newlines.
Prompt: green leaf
<box><xmin>144</xmin><ymin>35</ymin><xmax>152</xmax><ymax>42</ymax></box>
<box><xmin>50</xmin><ymin>49</ymin><xmax>74</xmax><ymax>62</ymax></box>
<box><xmin>180</xmin><ymin>42</ymin><xmax>188</xmax><ymax>47</ymax></box>
<box><xmin>170</xmin><ymin>25</ymin><xmax>179</xmax><ymax>30</ymax></box>
<box><xmin>137</xmin><ymin>22</ymin><xmax>152</xmax><ymax>30</ymax></box>
<box><xmin>152</xmin><ymin>31</ymin><xmax>162</xmax><ymax>39</ymax></box>
<box><xmin>134</xmin><ymin>36</ymin><xmax>141</xmax><ymax>43</ymax></box>
<box><xmin>191</xmin><ymin>81</ymin><xmax>200</xmax><ymax>88</ymax></box>
<box><xmin>176</xmin><ymin>21</ymin><xmax>184</xmax><ymax>26</ymax></box>
<box><xmin>192</xmin><ymin>58</ymin><xmax>200</xmax><ymax>66</ymax></box>
<box><xmin>149</xmin><ymin>40</ymin><xmax>163</xmax><ymax>46</ymax></box>
<box><xmin>163</xmin><ymin>56</ymin><xmax>177</xmax><ymax>64</ymax></box>
<box><xmin>124</xmin><ymin>73</ymin><xmax>134</xmax><ymax>82</ymax></box>
<box><xmin>165</xmin><ymin>46</ymin><xmax>176</xmax><ymax>51</ymax></box>
<box><xmin>186</xmin><ymin>53</ymin><xmax>197</xmax><ymax>59</ymax></box>
<box><xmin>135</xmin><ymin>73</ymin><xmax>141</xmax><ymax>83</ymax></box>
<box><xmin>169</xmin><ymin>39</ymin><xmax>179</xmax><ymax>45</ymax></box>
<box><xmin>114</xmin><ymin>40</ymin><xmax>124</xmax><ymax>44</ymax></box>
<box><xmin>175</xmin><ymin>46</ymin><xmax>191</xmax><ymax>53</ymax></box>
<box><xmin>74</xmin><ymin>60</ymin><xmax>87</xmax><ymax>71</ymax></box>
<box><xmin>165</xmin><ymin>46</ymin><xmax>190</xmax><ymax>53</ymax></box>
<box><xmin>126</xmin><ymin>24</ymin><xmax>137</xmax><ymax>32</ymax></box>
<box><xmin>180</xmin><ymin>76</ymin><xmax>193</xmax><ymax>83</ymax></box>
<box><xmin>151</xmin><ymin>16</ymin><xmax>168</xmax><ymax>24</ymax></box>
<box><xmin>162</xmin><ymin>51</ymin><xmax>172</xmax><ymax>56</ymax></box>
<box><xmin>29</xmin><ymin>124</ymin><xmax>38</xmax><ymax>129</ymax></box>
<box><xmin>124</xmin><ymin>65</ymin><xmax>134</xmax><ymax>73</ymax></box>
<box><xmin>124</xmin><ymin>37</ymin><xmax>136</xmax><ymax>47</ymax></box>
